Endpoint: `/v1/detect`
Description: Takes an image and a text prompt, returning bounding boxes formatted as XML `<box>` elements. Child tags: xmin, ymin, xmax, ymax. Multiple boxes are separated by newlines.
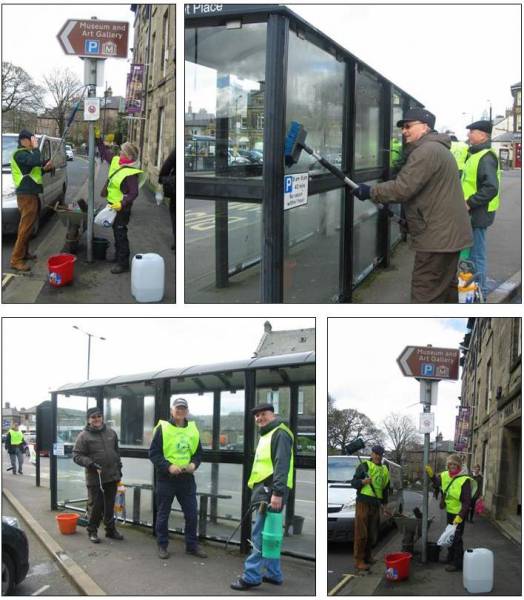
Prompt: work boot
<box><xmin>262</xmin><ymin>576</ymin><xmax>283</xmax><ymax>585</ymax></box>
<box><xmin>18</xmin><ymin>470</ymin><xmax>23</xmax><ymax>475</ymax></box>
<box><xmin>186</xmin><ymin>547</ymin><xmax>207</xmax><ymax>559</ymax></box>
<box><xmin>23</xmin><ymin>252</ymin><xmax>37</xmax><ymax>260</ymax></box>
<box><xmin>230</xmin><ymin>578</ymin><xmax>261</xmax><ymax>591</ymax></box>
<box><xmin>10</xmin><ymin>262</ymin><xmax>31</xmax><ymax>272</ymax></box>
<box><xmin>158</xmin><ymin>545</ymin><xmax>169</xmax><ymax>559</ymax></box>
<box><xmin>111</xmin><ymin>264</ymin><xmax>129</xmax><ymax>274</ymax></box>
<box><xmin>105</xmin><ymin>529</ymin><xmax>124</xmax><ymax>540</ymax></box>
<box><xmin>88</xmin><ymin>532</ymin><xmax>100</xmax><ymax>544</ymax></box>
<box><xmin>355</xmin><ymin>561</ymin><xmax>370</xmax><ymax>571</ymax></box>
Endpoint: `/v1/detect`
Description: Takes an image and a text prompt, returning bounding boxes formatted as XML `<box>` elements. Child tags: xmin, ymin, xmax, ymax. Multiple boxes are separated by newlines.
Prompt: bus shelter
<box><xmin>50</xmin><ymin>351</ymin><xmax>315</xmax><ymax>558</ymax></box>
<box><xmin>185</xmin><ymin>5</ymin><xmax>423</xmax><ymax>303</ymax></box>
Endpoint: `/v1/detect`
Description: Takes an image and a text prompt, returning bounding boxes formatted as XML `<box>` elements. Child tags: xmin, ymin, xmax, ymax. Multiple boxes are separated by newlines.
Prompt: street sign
<box><xmin>284</xmin><ymin>172</ymin><xmax>308</xmax><ymax>210</ymax></box>
<box><xmin>419</xmin><ymin>412</ymin><xmax>435</xmax><ymax>434</ymax></box>
<box><xmin>57</xmin><ymin>19</ymin><xmax>129</xmax><ymax>59</ymax></box>
<box><xmin>397</xmin><ymin>346</ymin><xmax>460</xmax><ymax>380</ymax></box>
<box><xmin>84</xmin><ymin>98</ymin><xmax>100</xmax><ymax>121</ymax></box>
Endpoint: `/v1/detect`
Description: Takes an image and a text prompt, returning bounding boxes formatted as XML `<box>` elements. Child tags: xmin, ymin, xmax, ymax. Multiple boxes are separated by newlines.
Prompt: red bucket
<box><xmin>48</xmin><ymin>253</ymin><xmax>76</xmax><ymax>287</ymax></box>
<box><xmin>56</xmin><ymin>513</ymin><xmax>79</xmax><ymax>535</ymax></box>
<box><xmin>384</xmin><ymin>552</ymin><xmax>412</xmax><ymax>581</ymax></box>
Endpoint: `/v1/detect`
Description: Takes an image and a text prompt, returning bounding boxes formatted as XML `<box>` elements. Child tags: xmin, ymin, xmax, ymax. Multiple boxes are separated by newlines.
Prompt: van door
<box><xmin>40</xmin><ymin>137</ymin><xmax>56</xmax><ymax>207</ymax></box>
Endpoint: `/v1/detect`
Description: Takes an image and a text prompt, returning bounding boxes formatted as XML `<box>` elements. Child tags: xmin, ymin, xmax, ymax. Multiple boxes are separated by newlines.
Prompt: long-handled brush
<box><xmin>284</xmin><ymin>121</ymin><xmax>406</xmax><ymax>226</ymax></box>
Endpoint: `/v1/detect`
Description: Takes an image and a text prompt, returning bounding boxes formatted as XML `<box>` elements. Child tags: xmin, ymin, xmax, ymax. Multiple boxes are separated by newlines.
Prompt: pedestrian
<box><xmin>350</xmin><ymin>445</ymin><xmax>391</xmax><ymax>571</ymax></box>
<box><xmin>9</xmin><ymin>129</ymin><xmax>54</xmax><ymax>272</ymax></box>
<box><xmin>354</xmin><ymin>108</ymin><xmax>473</xmax><ymax>303</ymax></box>
<box><xmin>5</xmin><ymin>422</ymin><xmax>26</xmax><ymax>475</ymax></box>
<box><xmin>96</xmin><ymin>135</ymin><xmax>144</xmax><ymax>274</ymax></box>
<box><xmin>425</xmin><ymin>454</ymin><xmax>477</xmax><ymax>571</ymax></box>
<box><xmin>468</xmin><ymin>464</ymin><xmax>484</xmax><ymax>523</ymax></box>
<box><xmin>462</xmin><ymin>120</ymin><xmax>500</xmax><ymax>298</ymax></box>
<box><xmin>231</xmin><ymin>403</ymin><xmax>294</xmax><ymax>590</ymax></box>
<box><xmin>149</xmin><ymin>398</ymin><xmax>207</xmax><ymax>560</ymax></box>
<box><xmin>73</xmin><ymin>407</ymin><xmax>124</xmax><ymax>544</ymax></box>
<box><xmin>159</xmin><ymin>147</ymin><xmax>176</xmax><ymax>251</ymax></box>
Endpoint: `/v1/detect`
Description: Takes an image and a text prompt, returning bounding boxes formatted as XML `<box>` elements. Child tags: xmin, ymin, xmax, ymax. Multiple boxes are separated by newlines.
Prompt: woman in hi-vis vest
<box><xmin>425</xmin><ymin>453</ymin><xmax>477</xmax><ymax>572</ymax></box>
<box><xmin>97</xmin><ymin>134</ymin><xmax>144</xmax><ymax>274</ymax></box>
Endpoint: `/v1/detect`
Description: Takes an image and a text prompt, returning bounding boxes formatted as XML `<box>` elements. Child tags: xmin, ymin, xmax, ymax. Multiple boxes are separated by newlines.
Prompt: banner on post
<box><xmin>454</xmin><ymin>406</ymin><xmax>471</xmax><ymax>452</ymax></box>
<box><xmin>125</xmin><ymin>64</ymin><xmax>145</xmax><ymax>114</ymax></box>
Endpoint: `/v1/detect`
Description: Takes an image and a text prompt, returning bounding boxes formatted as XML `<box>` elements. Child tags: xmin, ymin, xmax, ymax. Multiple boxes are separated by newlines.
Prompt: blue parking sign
<box><xmin>284</xmin><ymin>175</ymin><xmax>293</xmax><ymax>193</ymax></box>
<box><xmin>85</xmin><ymin>39</ymin><xmax>100</xmax><ymax>54</ymax></box>
<box><xmin>421</xmin><ymin>363</ymin><xmax>435</xmax><ymax>377</ymax></box>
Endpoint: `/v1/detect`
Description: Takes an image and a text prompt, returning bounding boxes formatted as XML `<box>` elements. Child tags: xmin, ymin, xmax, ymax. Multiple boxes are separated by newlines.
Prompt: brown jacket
<box><xmin>73</xmin><ymin>424</ymin><xmax>122</xmax><ymax>486</ymax></box>
<box><xmin>371</xmin><ymin>132</ymin><xmax>473</xmax><ymax>253</ymax></box>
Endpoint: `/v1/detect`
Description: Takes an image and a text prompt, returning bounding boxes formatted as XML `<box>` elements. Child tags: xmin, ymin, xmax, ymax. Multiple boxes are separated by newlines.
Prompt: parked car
<box><xmin>327</xmin><ymin>454</ymin><xmax>404</xmax><ymax>543</ymax></box>
<box><xmin>65</xmin><ymin>144</ymin><xmax>74</xmax><ymax>161</ymax></box>
<box><xmin>2</xmin><ymin>133</ymin><xmax>68</xmax><ymax>235</ymax></box>
<box><xmin>238</xmin><ymin>149</ymin><xmax>263</xmax><ymax>164</ymax></box>
<box><xmin>2</xmin><ymin>516</ymin><xmax>29</xmax><ymax>595</ymax></box>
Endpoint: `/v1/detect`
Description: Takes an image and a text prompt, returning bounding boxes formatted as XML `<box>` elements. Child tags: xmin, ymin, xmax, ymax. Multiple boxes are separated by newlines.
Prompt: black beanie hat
<box><xmin>18</xmin><ymin>129</ymin><xmax>33</xmax><ymax>143</ymax></box>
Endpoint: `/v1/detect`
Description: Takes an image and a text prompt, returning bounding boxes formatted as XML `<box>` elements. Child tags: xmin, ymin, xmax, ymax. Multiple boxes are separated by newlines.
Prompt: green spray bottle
<box><xmin>262</xmin><ymin>508</ymin><xmax>283</xmax><ymax>559</ymax></box>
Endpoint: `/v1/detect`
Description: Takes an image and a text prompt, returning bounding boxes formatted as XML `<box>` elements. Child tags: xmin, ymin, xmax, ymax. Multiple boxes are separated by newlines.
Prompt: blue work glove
<box><xmin>353</xmin><ymin>184</ymin><xmax>372</xmax><ymax>200</ymax></box>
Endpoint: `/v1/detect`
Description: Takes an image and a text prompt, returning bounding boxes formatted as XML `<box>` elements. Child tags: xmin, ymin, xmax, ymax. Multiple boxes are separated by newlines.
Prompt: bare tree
<box><xmin>42</xmin><ymin>68</ymin><xmax>83</xmax><ymax>136</ymax></box>
<box><xmin>2</xmin><ymin>62</ymin><xmax>44</xmax><ymax>114</ymax></box>
<box><xmin>382</xmin><ymin>413</ymin><xmax>421</xmax><ymax>465</ymax></box>
<box><xmin>328</xmin><ymin>404</ymin><xmax>384</xmax><ymax>455</ymax></box>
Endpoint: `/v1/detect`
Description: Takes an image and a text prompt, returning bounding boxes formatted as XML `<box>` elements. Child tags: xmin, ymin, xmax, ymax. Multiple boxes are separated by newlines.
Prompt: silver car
<box><xmin>328</xmin><ymin>455</ymin><xmax>404</xmax><ymax>542</ymax></box>
<box><xmin>2</xmin><ymin>133</ymin><xmax>68</xmax><ymax>235</ymax></box>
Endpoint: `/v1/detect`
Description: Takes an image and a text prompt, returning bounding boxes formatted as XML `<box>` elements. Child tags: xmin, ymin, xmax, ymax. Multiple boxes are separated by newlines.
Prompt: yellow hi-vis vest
<box><xmin>462</xmin><ymin>148</ymin><xmax>501</xmax><ymax>212</ymax></box>
<box><xmin>440</xmin><ymin>471</ymin><xmax>477</xmax><ymax>515</ymax></box>
<box><xmin>247</xmin><ymin>423</ymin><xmax>294</xmax><ymax>490</ymax></box>
<box><xmin>450</xmin><ymin>141</ymin><xmax>469</xmax><ymax>172</ymax></box>
<box><xmin>360</xmin><ymin>460</ymin><xmax>390</xmax><ymax>500</ymax></box>
<box><xmin>8</xmin><ymin>429</ymin><xmax>24</xmax><ymax>445</ymax></box>
<box><xmin>106</xmin><ymin>156</ymin><xmax>144</xmax><ymax>206</ymax></box>
<box><xmin>10</xmin><ymin>149</ymin><xmax>43</xmax><ymax>189</ymax></box>
<box><xmin>155</xmin><ymin>420</ymin><xmax>200</xmax><ymax>467</ymax></box>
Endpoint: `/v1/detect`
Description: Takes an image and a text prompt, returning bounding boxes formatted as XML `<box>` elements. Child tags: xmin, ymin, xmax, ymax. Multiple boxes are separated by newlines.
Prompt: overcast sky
<box><xmin>2</xmin><ymin>5</ymin><xmax>135</xmax><ymax>99</ymax></box>
<box><xmin>328</xmin><ymin>318</ymin><xmax>468</xmax><ymax>442</ymax></box>
<box><xmin>291</xmin><ymin>4</ymin><xmax>521</xmax><ymax>137</ymax></box>
<box><xmin>2</xmin><ymin>318</ymin><xmax>314</xmax><ymax>410</ymax></box>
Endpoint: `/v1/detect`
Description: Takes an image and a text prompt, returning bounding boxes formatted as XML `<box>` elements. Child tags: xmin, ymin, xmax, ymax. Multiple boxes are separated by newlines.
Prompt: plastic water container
<box><xmin>463</xmin><ymin>548</ymin><xmax>494</xmax><ymax>593</ymax></box>
<box><xmin>131</xmin><ymin>253</ymin><xmax>165</xmax><ymax>302</ymax></box>
<box><xmin>262</xmin><ymin>511</ymin><xmax>283</xmax><ymax>559</ymax></box>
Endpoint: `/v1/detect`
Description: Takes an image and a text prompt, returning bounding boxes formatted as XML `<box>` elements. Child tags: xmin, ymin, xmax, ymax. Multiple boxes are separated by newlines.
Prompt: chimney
<box><xmin>5</xmin><ymin>402</ymin><xmax>10</xmax><ymax>409</ymax></box>
<box><xmin>264</xmin><ymin>321</ymin><xmax>272</xmax><ymax>333</ymax></box>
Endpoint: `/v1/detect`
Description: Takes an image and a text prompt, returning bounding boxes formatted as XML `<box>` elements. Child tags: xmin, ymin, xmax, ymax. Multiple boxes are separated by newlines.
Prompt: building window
<box><xmin>266</xmin><ymin>390</ymin><xmax>280</xmax><ymax>414</ymax></box>
<box><xmin>150</xmin><ymin>33</ymin><xmax>156</xmax><ymax>86</ymax></box>
<box><xmin>298</xmin><ymin>390</ymin><xmax>304</xmax><ymax>415</ymax></box>
<box><xmin>485</xmin><ymin>359</ymin><xmax>492</xmax><ymax>413</ymax></box>
<box><xmin>156</xmin><ymin>107</ymin><xmax>165</xmax><ymax>168</ymax></box>
<box><xmin>511</xmin><ymin>318</ymin><xmax>522</xmax><ymax>366</ymax></box>
<box><xmin>161</xmin><ymin>11</ymin><xmax>169</xmax><ymax>78</ymax></box>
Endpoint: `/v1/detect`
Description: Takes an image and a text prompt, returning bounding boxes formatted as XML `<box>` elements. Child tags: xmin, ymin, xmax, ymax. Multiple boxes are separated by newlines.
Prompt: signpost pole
<box><xmin>85</xmin><ymin>60</ymin><xmax>99</xmax><ymax>263</ymax></box>
<box><xmin>421</xmin><ymin>379</ymin><xmax>433</xmax><ymax>564</ymax></box>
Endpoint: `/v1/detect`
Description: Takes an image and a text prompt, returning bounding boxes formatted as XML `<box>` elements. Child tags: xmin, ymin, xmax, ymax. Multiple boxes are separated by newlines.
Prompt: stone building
<box><xmin>459</xmin><ymin>317</ymin><xmax>521</xmax><ymax>542</ymax></box>
<box><xmin>128</xmin><ymin>4</ymin><xmax>175</xmax><ymax>188</ymax></box>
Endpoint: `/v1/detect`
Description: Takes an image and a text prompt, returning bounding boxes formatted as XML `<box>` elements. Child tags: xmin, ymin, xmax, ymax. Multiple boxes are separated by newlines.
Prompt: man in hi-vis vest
<box><xmin>4</xmin><ymin>422</ymin><xmax>26</xmax><ymax>475</ymax></box>
<box><xmin>426</xmin><ymin>453</ymin><xmax>476</xmax><ymax>572</ymax></box>
<box><xmin>463</xmin><ymin>120</ymin><xmax>500</xmax><ymax>298</ymax></box>
<box><xmin>231</xmin><ymin>403</ymin><xmax>294</xmax><ymax>591</ymax></box>
<box><xmin>350</xmin><ymin>445</ymin><xmax>391</xmax><ymax>571</ymax></box>
<box><xmin>149</xmin><ymin>398</ymin><xmax>207</xmax><ymax>560</ymax></box>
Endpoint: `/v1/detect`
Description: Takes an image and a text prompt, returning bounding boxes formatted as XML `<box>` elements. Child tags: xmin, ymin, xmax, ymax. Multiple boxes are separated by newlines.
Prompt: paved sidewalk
<box><xmin>343</xmin><ymin>495</ymin><xmax>521</xmax><ymax>596</ymax></box>
<box><xmin>1</xmin><ymin>465</ymin><xmax>315</xmax><ymax>596</ymax></box>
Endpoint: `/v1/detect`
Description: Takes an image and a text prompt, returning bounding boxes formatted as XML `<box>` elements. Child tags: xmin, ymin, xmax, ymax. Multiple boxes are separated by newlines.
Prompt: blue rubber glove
<box><xmin>353</xmin><ymin>184</ymin><xmax>372</xmax><ymax>200</ymax></box>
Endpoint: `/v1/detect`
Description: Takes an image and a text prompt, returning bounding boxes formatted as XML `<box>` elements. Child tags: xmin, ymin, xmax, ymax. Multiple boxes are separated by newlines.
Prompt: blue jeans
<box><xmin>242</xmin><ymin>512</ymin><xmax>283</xmax><ymax>584</ymax></box>
<box><xmin>155</xmin><ymin>477</ymin><xmax>198</xmax><ymax>550</ymax></box>
<box><xmin>469</xmin><ymin>227</ymin><xmax>487</xmax><ymax>297</ymax></box>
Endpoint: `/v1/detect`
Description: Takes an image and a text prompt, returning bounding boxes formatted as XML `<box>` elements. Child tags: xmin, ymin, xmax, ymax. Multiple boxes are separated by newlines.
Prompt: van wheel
<box><xmin>2</xmin><ymin>553</ymin><xmax>15</xmax><ymax>595</ymax></box>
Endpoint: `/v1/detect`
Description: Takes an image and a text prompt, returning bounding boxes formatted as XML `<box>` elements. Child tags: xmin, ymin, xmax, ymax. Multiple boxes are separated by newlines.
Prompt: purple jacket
<box><xmin>98</xmin><ymin>139</ymin><xmax>139</xmax><ymax>208</ymax></box>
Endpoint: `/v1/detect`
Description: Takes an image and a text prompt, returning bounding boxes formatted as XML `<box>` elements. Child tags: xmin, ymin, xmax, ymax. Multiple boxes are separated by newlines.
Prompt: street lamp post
<box><xmin>73</xmin><ymin>325</ymin><xmax>106</xmax><ymax>380</ymax></box>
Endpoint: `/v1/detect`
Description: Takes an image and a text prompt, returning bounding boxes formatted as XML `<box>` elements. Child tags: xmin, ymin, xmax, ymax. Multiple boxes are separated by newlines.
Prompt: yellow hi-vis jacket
<box><xmin>462</xmin><ymin>148</ymin><xmax>501</xmax><ymax>212</ymax></box>
<box><xmin>10</xmin><ymin>148</ymin><xmax>43</xmax><ymax>189</ymax></box>
<box><xmin>106</xmin><ymin>156</ymin><xmax>144</xmax><ymax>207</ymax></box>
<box><xmin>154</xmin><ymin>420</ymin><xmax>200</xmax><ymax>467</ymax></box>
<box><xmin>440</xmin><ymin>471</ymin><xmax>477</xmax><ymax>514</ymax></box>
<box><xmin>7</xmin><ymin>429</ymin><xmax>24</xmax><ymax>446</ymax></box>
<box><xmin>247</xmin><ymin>423</ymin><xmax>294</xmax><ymax>489</ymax></box>
<box><xmin>360</xmin><ymin>460</ymin><xmax>390</xmax><ymax>500</ymax></box>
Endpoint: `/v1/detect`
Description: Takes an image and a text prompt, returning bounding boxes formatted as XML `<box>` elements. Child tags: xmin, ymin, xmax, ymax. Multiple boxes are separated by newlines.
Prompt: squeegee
<box><xmin>284</xmin><ymin>121</ymin><xmax>405</xmax><ymax>226</ymax></box>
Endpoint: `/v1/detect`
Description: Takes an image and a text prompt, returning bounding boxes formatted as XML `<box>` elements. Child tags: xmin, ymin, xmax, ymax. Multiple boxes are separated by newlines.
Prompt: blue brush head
<box><xmin>284</xmin><ymin>121</ymin><xmax>306</xmax><ymax>166</ymax></box>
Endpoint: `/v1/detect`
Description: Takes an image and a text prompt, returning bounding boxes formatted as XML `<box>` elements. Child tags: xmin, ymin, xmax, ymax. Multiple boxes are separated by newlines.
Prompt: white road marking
<box><xmin>32</xmin><ymin>585</ymin><xmax>50</xmax><ymax>596</ymax></box>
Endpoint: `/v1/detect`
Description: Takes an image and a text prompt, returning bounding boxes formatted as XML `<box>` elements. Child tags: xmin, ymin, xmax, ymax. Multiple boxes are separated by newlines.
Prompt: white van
<box><xmin>2</xmin><ymin>133</ymin><xmax>68</xmax><ymax>235</ymax></box>
<box><xmin>328</xmin><ymin>454</ymin><xmax>404</xmax><ymax>543</ymax></box>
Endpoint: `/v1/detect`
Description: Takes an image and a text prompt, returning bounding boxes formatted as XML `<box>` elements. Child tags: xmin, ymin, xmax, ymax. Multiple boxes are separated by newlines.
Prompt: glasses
<box><xmin>401</xmin><ymin>121</ymin><xmax>424</xmax><ymax>130</ymax></box>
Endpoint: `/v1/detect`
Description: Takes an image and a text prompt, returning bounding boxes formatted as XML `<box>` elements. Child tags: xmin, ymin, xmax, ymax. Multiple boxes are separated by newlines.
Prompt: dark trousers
<box><xmin>87</xmin><ymin>481</ymin><xmax>118</xmax><ymax>534</ymax></box>
<box><xmin>112</xmin><ymin>206</ymin><xmax>131</xmax><ymax>266</ymax></box>
<box><xmin>446</xmin><ymin>512</ymin><xmax>466</xmax><ymax>568</ymax></box>
<box><xmin>411</xmin><ymin>251</ymin><xmax>460</xmax><ymax>303</ymax></box>
<box><xmin>353</xmin><ymin>501</ymin><xmax>380</xmax><ymax>562</ymax></box>
<box><xmin>155</xmin><ymin>477</ymin><xmax>198</xmax><ymax>550</ymax></box>
<box><xmin>168</xmin><ymin>197</ymin><xmax>176</xmax><ymax>248</ymax></box>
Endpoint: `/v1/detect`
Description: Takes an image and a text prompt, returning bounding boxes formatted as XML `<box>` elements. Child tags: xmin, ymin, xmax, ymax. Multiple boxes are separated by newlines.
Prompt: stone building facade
<box><xmin>128</xmin><ymin>4</ymin><xmax>175</xmax><ymax>188</ymax></box>
<box><xmin>460</xmin><ymin>317</ymin><xmax>521</xmax><ymax>540</ymax></box>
